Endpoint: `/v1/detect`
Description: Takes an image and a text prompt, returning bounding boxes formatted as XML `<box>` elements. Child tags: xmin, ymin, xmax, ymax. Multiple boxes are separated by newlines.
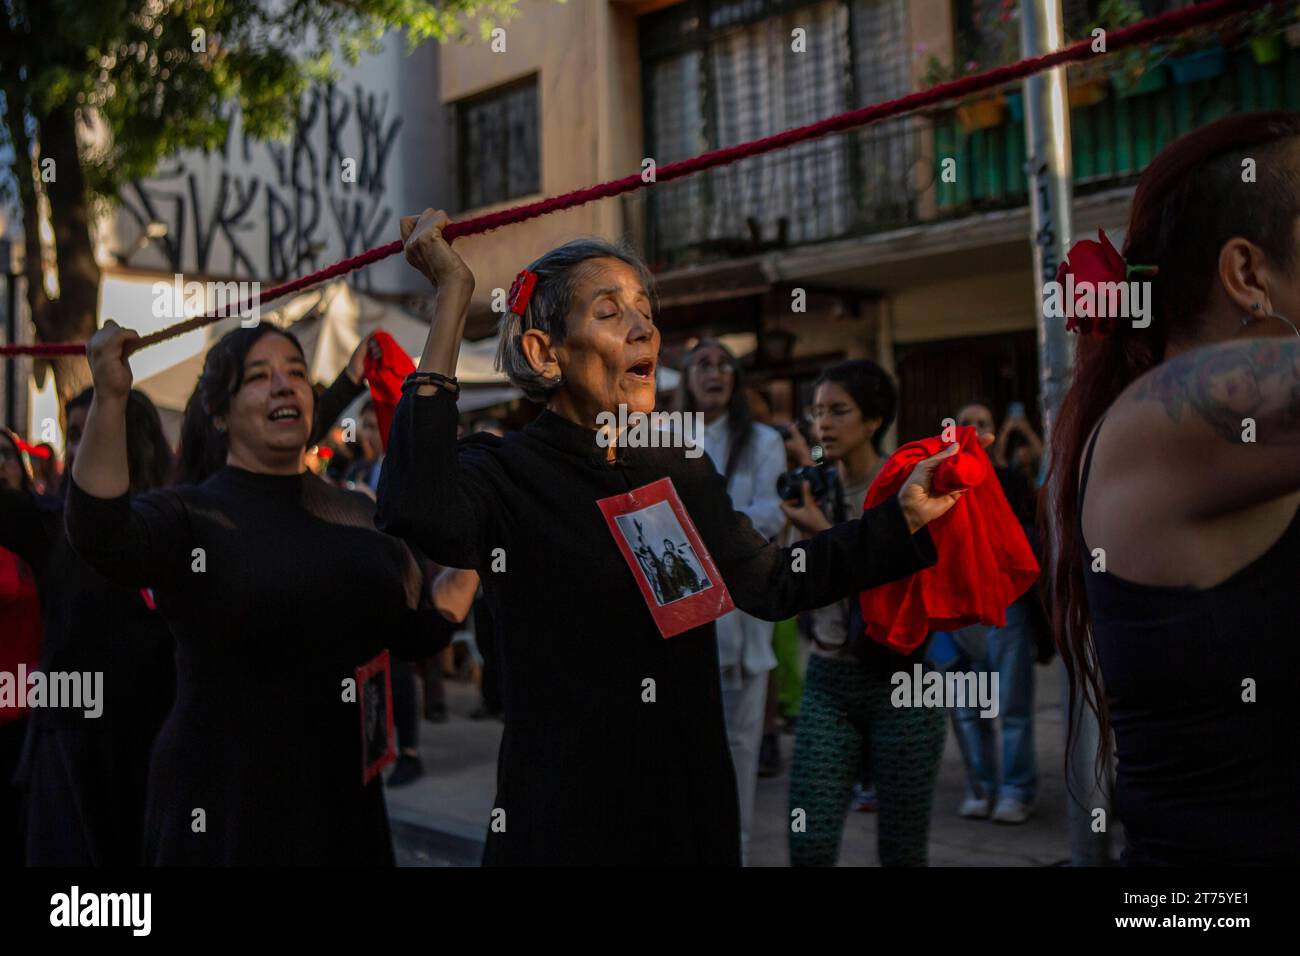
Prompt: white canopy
<box><xmin>135</xmin><ymin>280</ymin><xmax>684</xmax><ymax>443</ymax></box>
<box><xmin>135</xmin><ymin>281</ymin><xmax>527</xmax><ymax>441</ymax></box>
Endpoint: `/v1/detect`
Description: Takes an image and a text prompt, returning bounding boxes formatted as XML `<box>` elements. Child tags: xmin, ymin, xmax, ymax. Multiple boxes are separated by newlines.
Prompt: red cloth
<box><xmin>0</xmin><ymin>546</ymin><xmax>42</xmax><ymax>723</ymax></box>
<box><xmin>858</xmin><ymin>425</ymin><xmax>1039</xmax><ymax>653</ymax></box>
<box><xmin>362</xmin><ymin>331</ymin><xmax>416</xmax><ymax>451</ymax></box>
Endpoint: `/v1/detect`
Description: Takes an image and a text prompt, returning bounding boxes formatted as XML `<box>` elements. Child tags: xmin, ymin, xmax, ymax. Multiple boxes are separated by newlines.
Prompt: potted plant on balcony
<box><xmin>921</xmin><ymin>1</ymin><xmax>1020</xmax><ymax>133</ymax></box>
<box><xmin>1095</xmin><ymin>0</ymin><xmax>1169</xmax><ymax>98</ymax></box>
<box><xmin>980</xmin><ymin>0</ymin><xmax>1026</xmax><ymax>120</ymax></box>
<box><xmin>1067</xmin><ymin>60</ymin><xmax>1110</xmax><ymax>108</ymax></box>
<box><xmin>956</xmin><ymin>88</ymin><xmax>1008</xmax><ymax>132</ymax></box>
<box><xmin>1165</xmin><ymin>30</ymin><xmax>1227</xmax><ymax>85</ymax></box>
<box><xmin>1226</xmin><ymin>2</ymin><xmax>1297</xmax><ymax>65</ymax></box>
<box><xmin>920</xmin><ymin>54</ymin><xmax>1007</xmax><ymax>133</ymax></box>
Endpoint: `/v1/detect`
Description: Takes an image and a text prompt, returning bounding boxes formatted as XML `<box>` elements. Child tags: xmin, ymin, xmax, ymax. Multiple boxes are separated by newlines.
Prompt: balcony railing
<box><xmin>624</xmin><ymin>118</ymin><xmax>925</xmax><ymax>271</ymax></box>
<box><xmin>628</xmin><ymin>43</ymin><xmax>1300</xmax><ymax>272</ymax></box>
<box><xmin>935</xmin><ymin>44</ymin><xmax>1300</xmax><ymax>213</ymax></box>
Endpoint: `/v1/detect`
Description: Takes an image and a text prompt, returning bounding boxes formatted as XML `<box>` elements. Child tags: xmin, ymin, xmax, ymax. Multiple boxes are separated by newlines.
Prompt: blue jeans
<box><xmin>945</xmin><ymin>598</ymin><xmax>1038</xmax><ymax>805</ymax></box>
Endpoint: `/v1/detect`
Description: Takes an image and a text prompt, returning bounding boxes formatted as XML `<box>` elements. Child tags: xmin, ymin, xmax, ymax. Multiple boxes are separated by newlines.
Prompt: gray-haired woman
<box><xmin>377</xmin><ymin>209</ymin><xmax>967</xmax><ymax>865</ymax></box>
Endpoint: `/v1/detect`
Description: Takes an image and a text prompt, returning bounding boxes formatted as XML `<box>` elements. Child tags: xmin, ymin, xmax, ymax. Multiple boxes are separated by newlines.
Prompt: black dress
<box><xmin>0</xmin><ymin>489</ymin><xmax>175</xmax><ymax>865</ymax></box>
<box><xmin>376</xmin><ymin>389</ymin><xmax>938</xmax><ymax>865</ymax></box>
<box><xmin>1079</xmin><ymin>418</ymin><xmax>1300</xmax><ymax>864</ymax></box>
<box><xmin>64</xmin><ymin>466</ymin><xmax>454</xmax><ymax>865</ymax></box>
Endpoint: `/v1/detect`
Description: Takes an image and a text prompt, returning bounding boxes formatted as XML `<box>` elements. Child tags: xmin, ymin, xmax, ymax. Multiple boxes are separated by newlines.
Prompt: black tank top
<box><xmin>1078</xmin><ymin>418</ymin><xmax>1300</xmax><ymax>865</ymax></box>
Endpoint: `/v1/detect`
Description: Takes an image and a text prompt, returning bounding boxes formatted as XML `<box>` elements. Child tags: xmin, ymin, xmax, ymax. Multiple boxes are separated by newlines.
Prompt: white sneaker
<box><xmin>958</xmin><ymin>795</ymin><xmax>991</xmax><ymax>819</ymax></box>
<box><xmin>992</xmin><ymin>797</ymin><xmax>1035</xmax><ymax>824</ymax></box>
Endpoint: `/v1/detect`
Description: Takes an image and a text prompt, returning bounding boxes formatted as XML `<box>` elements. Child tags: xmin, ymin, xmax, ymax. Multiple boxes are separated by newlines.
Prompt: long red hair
<box><xmin>1041</xmin><ymin>111</ymin><xmax>1300</xmax><ymax>786</ymax></box>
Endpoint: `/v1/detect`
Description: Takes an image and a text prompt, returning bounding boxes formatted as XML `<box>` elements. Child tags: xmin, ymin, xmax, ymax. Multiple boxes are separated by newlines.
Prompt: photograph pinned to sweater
<box><xmin>598</xmin><ymin>477</ymin><xmax>736</xmax><ymax>638</ymax></box>
<box><xmin>858</xmin><ymin>425</ymin><xmax>1039</xmax><ymax>654</ymax></box>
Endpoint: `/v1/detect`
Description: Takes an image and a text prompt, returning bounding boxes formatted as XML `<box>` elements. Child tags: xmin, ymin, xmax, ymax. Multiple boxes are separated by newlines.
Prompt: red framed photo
<box><xmin>356</xmin><ymin>649</ymin><xmax>395</xmax><ymax>785</ymax></box>
<box><xmin>597</xmin><ymin>477</ymin><xmax>735</xmax><ymax>639</ymax></box>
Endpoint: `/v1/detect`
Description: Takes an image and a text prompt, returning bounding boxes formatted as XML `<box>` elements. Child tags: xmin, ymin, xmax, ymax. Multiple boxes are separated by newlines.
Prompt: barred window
<box><xmin>452</xmin><ymin>77</ymin><xmax>540</xmax><ymax>212</ymax></box>
<box><xmin>639</xmin><ymin>0</ymin><xmax>914</xmax><ymax>257</ymax></box>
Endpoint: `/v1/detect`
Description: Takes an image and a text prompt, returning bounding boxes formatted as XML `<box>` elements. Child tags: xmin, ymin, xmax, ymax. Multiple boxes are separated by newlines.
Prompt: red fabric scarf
<box><xmin>362</xmin><ymin>331</ymin><xmax>416</xmax><ymax>451</ymax></box>
<box><xmin>858</xmin><ymin>425</ymin><xmax>1039</xmax><ymax>653</ymax></box>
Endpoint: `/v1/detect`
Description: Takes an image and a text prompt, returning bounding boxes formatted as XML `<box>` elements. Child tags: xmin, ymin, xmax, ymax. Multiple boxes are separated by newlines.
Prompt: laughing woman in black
<box><xmin>377</xmin><ymin>210</ymin><xmax>968</xmax><ymax>865</ymax></box>
<box><xmin>66</xmin><ymin>321</ymin><xmax>457</xmax><ymax>865</ymax></box>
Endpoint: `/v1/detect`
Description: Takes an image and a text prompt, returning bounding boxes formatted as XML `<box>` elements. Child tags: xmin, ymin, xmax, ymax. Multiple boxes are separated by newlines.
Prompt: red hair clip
<box><xmin>508</xmin><ymin>269</ymin><xmax>538</xmax><ymax>316</ymax></box>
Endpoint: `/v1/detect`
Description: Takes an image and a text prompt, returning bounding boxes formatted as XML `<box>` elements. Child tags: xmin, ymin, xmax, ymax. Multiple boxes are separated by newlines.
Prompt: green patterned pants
<box><xmin>788</xmin><ymin>654</ymin><xmax>946</xmax><ymax>866</ymax></box>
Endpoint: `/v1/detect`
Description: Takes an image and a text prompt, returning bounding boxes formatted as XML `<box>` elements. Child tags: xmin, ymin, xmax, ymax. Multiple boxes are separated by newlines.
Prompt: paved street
<box><xmin>386</xmin><ymin>656</ymin><xmax>1100</xmax><ymax>867</ymax></box>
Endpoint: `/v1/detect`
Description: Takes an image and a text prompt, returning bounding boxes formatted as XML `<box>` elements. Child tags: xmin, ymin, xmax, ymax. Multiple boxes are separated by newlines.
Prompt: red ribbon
<box><xmin>508</xmin><ymin>269</ymin><xmax>538</xmax><ymax>317</ymax></box>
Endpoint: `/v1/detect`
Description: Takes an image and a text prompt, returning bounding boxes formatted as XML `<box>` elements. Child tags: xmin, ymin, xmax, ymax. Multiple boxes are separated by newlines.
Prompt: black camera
<box><xmin>776</xmin><ymin>463</ymin><xmax>834</xmax><ymax>504</ymax></box>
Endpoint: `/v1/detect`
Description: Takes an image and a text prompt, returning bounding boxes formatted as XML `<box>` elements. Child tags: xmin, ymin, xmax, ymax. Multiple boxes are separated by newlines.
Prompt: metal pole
<box><xmin>1020</xmin><ymin>0</ymin><xmax>1074</xmax><ymax>442</ymax></box>
<box><xmin>1021</xmin><ymin>0</ymin><xmax>1112</xmax><ymax>866</ymax></box>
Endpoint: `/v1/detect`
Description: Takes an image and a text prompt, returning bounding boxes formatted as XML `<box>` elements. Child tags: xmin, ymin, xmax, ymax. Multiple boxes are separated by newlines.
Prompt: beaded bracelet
<box><xmin>402</xmin><ymin>370</ymin><xmax>461</xmax><ymax>395</ymax></box>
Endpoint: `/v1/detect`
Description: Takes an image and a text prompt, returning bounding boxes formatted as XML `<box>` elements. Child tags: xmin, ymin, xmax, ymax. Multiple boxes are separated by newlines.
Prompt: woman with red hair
<box><xmin>1045</xmin><ymin>111</ymin><xmax>1300</xmax><ymax>865</ymax></box>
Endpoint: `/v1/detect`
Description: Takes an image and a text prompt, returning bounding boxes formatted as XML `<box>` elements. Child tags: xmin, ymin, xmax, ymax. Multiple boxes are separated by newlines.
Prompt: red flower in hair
<box><xmin>1057</xmin><ymin>229</ymin><xmax>1127</xmax><ymax>336</ymax></box>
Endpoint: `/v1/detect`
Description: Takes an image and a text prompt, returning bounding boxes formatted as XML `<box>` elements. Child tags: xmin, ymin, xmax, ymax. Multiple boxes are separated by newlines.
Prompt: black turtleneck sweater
<box><xmin>64</xmin><ymin>465</ymin><xmax>454</xmax><ymax>865</ymax></box>
<box><xmin>376</xmin><ymin>388</ymin><xmax>937</xmax><ymax>865</ymax></box>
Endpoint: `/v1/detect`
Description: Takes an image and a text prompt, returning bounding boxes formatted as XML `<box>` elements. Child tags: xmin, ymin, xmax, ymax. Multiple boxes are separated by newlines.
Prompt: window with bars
<box><xmin>451</xmin><ymin>77</ymin><xmax>540</xmax><ymax>212</ymax></box>
<box><xmin>639</xmin><ymin>0</ymin><xmax>914</xmax><ymax>260</ymax></box>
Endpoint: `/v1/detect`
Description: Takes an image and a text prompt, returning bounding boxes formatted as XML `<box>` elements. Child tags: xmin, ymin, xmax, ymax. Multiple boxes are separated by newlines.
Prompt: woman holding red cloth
<box><xmin>1047</xmin><ymin>112</ymin><xmax>1300</xmax><ymax>865</ymax></box>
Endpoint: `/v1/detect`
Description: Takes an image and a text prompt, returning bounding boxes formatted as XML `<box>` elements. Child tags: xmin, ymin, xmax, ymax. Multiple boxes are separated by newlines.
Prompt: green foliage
<box><xmin>1</xmin><ymin>0</ymin><xmax>522</xmax><ymax>204</ymax></box>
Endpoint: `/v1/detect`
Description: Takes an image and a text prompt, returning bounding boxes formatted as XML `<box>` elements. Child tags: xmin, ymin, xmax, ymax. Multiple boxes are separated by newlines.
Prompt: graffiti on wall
<box><xmin>122</xmin><ymin>83</ymin><xmax>403</xmax><ymax>286</ymax></box>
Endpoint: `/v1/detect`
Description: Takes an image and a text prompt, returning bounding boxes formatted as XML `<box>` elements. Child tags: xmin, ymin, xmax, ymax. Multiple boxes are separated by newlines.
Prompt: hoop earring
<box><xmin>1241</xmin><ymin>306</ymin><xmax>1300</xmax><ymax>339</ymax></box>
<box><xmin>1268</xmin><ymin>310</ymin><xmax>1300</xmax><ymax>339</ymax></box>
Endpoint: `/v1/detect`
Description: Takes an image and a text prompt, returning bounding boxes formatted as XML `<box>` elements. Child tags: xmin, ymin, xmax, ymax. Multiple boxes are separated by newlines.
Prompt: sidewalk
<box><xmin>385</xmin><ymin>658</ymin><xmax>1082</xmax><ymax>867</ymax></box>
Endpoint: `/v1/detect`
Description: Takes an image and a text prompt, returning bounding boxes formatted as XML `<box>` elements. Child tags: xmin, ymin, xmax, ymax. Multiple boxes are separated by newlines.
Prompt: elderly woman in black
<box><xmin>378</xmin><ymin>210</ymin><xmax>967</xmax><ymax>866</ymax></box>
<box><xmin>65</xmin><ymin>321</ymin><xmax>464</xmax><ymax>865</ymax></box>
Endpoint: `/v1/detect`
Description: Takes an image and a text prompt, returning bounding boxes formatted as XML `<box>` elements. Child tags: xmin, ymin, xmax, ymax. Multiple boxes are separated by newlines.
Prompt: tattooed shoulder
<box><xmin>1131</xmin><ymin>339</ymin><xmax>1300</xmax><ymax>444</ymax></box>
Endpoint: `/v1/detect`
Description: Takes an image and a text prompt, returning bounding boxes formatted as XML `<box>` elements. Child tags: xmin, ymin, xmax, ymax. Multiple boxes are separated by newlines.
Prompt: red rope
<box><xmin>0</xmin><ymin>0</ymin><xmax>1267</xmax><ymax>359</ymax></box>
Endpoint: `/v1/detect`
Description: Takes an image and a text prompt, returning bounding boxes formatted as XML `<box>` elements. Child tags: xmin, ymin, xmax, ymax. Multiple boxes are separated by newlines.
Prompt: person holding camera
<box><xmin>783</xmin><ymin>360</ymin><xmax>948</xmax><ymax>866</ymax></box>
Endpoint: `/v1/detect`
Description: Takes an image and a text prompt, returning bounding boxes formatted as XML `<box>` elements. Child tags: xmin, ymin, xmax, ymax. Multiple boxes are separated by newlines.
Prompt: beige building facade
<box><xmin>441</xmin><ymin>0</ymin><xmax>1294</xmax><ymax>441</ymax></box>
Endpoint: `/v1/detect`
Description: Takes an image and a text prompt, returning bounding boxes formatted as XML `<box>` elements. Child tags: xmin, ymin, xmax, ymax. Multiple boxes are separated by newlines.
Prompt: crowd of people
<box><xmin>2</xmin><ymin>111</ymin><xmax>1298</xmax><ymax>866</ymax></box>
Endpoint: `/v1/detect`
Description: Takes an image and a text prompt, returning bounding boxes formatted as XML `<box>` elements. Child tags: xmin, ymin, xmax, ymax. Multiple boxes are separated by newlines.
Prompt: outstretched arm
<box><xmin>687</xmin><ymin>443</ymin><xmax>964</xmax><ymax>621</ymax></box>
